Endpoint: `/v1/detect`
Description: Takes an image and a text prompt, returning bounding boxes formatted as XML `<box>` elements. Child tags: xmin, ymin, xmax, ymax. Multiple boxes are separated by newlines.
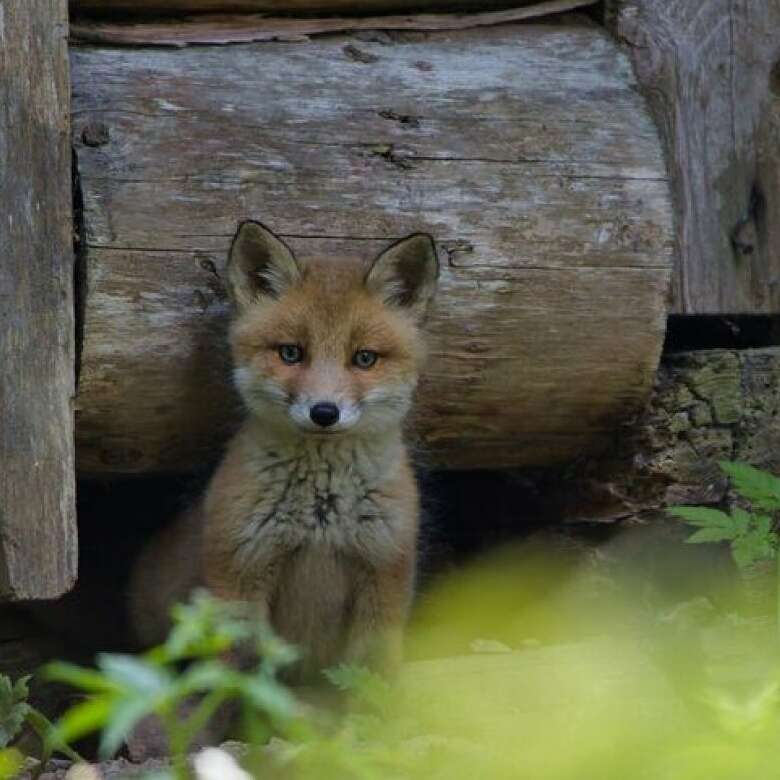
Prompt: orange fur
<box><xmin>129</xmin><ymin>225</ymin><xmax>438</xmax><ymax>680</ymax></box>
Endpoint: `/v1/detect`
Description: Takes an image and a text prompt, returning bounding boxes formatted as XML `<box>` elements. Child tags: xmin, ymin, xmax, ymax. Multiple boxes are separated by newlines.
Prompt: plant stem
<box><xmin>160</xmin><ymin>709</ymin><xmax>190</xmax><ymax>780</ymax></box>
<box><xmin>27</xmin><ymin>709</ymin><xmax>83</xmax><ymax>763</ymax></box>
<box><xmin>180</xmin><ymin>690</ymin><xmax>229</xmax><ymax>753</ymax></box>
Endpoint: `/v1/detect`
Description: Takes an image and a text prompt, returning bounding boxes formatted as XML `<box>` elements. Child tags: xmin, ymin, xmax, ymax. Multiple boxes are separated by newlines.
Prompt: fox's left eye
<box><xmin>353</xmin><ymin>349</ymin><xmax>378</xmax><ymax>369</ymax></box>
<box><xmin>279</xmin><ymin>344</ymin><xmax>304</xmax><ymax>364</ymax></box>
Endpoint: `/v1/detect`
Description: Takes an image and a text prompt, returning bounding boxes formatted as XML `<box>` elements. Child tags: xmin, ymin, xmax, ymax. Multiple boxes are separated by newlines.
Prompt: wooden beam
<box><xmin>612</xmin><ymin>0</ymin><xmax>780</xmax><ymax>314</ymax></box>
<box><xmin>0</xmin><ymin>0</ymin><xmax>77</xmax><ymax>599</ymax></box>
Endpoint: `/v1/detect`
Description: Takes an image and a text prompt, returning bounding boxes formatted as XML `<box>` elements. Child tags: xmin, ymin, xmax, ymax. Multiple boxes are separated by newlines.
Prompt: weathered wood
<box><xmin>0</xmin><ymin>1</ymin><xmax>77</xmax><ymax>598</ymax></box>
<box><xmin>550</xmin><ymin>347</ymin><xmax>780</xmax><ymax>524</ymax></box>
<box><xmin>612</xmin><ymin>1</ymin><xmax>780</xmax><ymax>314</ymax></box>
<box><xmin>71</xmin><ymin>22</ymin><xmax>673</xmax><ymax>474</ymax></box>
<box><xmin>69</xmin><ymin>2</ymin><xmax>596</xmax><ymax>46</ymax></box>
<box><xmin>70</xmin><ymin>0</ymin><xmax>589</xmax><ymax>18</ymax></box>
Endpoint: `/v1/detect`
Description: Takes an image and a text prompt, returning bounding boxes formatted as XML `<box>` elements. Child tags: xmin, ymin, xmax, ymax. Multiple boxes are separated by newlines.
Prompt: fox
<box><xmin>128</xmin><ymin>221</ymin><xmax>439</xmax><ymax>680</ymax></box>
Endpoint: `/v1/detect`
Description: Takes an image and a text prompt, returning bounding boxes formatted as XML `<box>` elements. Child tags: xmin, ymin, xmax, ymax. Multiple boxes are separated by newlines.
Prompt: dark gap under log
<box><xmin>664</xmin><ymin>315</ymin><xmax>780</xmax><ymax>353</ymax></box>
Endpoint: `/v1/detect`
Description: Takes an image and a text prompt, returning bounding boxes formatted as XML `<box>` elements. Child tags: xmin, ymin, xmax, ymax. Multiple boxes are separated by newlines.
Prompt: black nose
<box><xmin>310</xmin><ymin>402</ymin><xmax>340</xmax><ymax>428</ymax></box>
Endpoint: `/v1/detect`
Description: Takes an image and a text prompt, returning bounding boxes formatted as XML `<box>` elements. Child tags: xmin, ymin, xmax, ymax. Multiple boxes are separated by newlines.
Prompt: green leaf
<box><xmin>173</xmin><ymin>660</ymin><xmax>237</xmax><ymax>699</ymax></box>
<box><xmin>10</xmin><ymin>678</ymin><xmax>29</xmax><ymax>706</ymax></box>
<box><xmin>25</xmin><ymin>708</ymin><xmax>82</xmax><ymax>763</ymax></box>
<box><xmin>98</xmin><ymin>697</ymin><xmax>155</xmax><ymax>759</ymax></box>
<box><xmin>323</xmin><ymin>664</ymin><xmax>392</xmax><ymax>715</ymax></box>
<box><xmin>686</xmin><ymin>527</ymin><xmax>735</xmax><ymax>544</ymax></box>
<box><xmin>0</xmin><ymin>675</ymin><xmax>31</xmax><ymax>748</ymax></box>
<box><xmin>96</xmin><ymin>654</ymin><xmax>171</xmax><ymax>696</ymax></box>
<box><xmin>719</xmin><ymin>461</ymin><xmax>780</xmax><ymax>511</ymax></box>
<box><xmin>160</xmin><ymin>591</ymin><xmax>252</xmax><ymax>664</ymax></box>
<box><xmin>753</xmin><ymin>514</ymin><xmax>774</xmax><ymax>536</ymax></box>
<box><xmin>242</xmin><ymin>675</ymin><xmax>299</xmax><ymax>722</ymax></box>
<box><xmin>44</xmin><ymin>662</ymin><xmax>120</xmax><ymax>694</ymax></box>
<box><xmin>731</xmin><ymin>532</ymin><xmax>776</xmax><ymax>570</ymax></box>
<box><xmin>730</xmin><ymin>507</ymin><xmax>754</xmax><ymax>533</ymax></box>
<box><xmin>50</xmin><ymin>697</ymin><xmax>113</xmax><ymax>748</ymax></box>
<box><xmin>668</xmin><ymin>506</ymin><xmax>735</xmax><ymax>532</ymax></box>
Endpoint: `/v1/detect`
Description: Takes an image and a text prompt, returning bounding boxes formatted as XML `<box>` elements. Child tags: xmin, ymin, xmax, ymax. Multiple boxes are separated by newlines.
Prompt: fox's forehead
<box><xmin>231</xmin><ymin>257</ymin><xmax>417</xmax><ymax>356</ymax></box>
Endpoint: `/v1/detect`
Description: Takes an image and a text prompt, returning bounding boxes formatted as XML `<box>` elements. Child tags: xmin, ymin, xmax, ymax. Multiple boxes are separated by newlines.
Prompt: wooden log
<box><xmin>548</xmin><ymin>347</ymin><xmax>780</xmax><ymax>524</ymax></box>
<box><xmin>611</xmin><ymin>1</ymin><xmax>780</xmax><ymax>314</ymax></box>
<box><xmin>70</xmin><ymin>22</ymin><xmax>673</xmax><ymax>474</ymax></box>
<box><xmin>69</xmin><ymin>2</ymin><xmax>597</xmax><ymax>46</ymax></box>
<box><xmin>0</xmin><ymin>1</ymin><xmax>77</xmax><ymax>598</ymax></box>
<box><xmin>70</xmin><ymin>0</ymin><xmax>586</xmax><ymax>18</ymax></box>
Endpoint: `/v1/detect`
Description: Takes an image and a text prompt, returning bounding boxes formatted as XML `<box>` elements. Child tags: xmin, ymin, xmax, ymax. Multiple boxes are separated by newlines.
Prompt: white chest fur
<box><xmin>228</xmin><ymin>435</ymin><xmax>406</xmax><ymax>582</ymax></box>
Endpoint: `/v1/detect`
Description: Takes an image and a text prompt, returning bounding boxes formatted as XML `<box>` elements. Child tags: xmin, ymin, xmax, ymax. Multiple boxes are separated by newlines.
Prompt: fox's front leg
<box><xmin>344</xmin><ymin>555</ymin><xmax>415</xmax><ymax>676</ymax></box>
<box><xmin>205</xmin><ymin>562</ymin><xmax>288</xmax><ymax>674</ymax></box>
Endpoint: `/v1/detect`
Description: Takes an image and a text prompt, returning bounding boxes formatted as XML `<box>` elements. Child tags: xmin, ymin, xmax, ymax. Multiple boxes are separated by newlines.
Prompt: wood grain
<box><xmin>613</xmin><ymin>0</ymin><xmax>780</xmax><ymax>314</ymax></box>
<box><xmin>69</xmin><ymin>2</ymin><xmax>597</xmax><ymax>46</ymax></box>
<box><xmin>70</xmin><ymin>22</ymin><xmax>673</xmax><ymax>474</ymax></box>
<box><xmin>0</xmin><ymin>0</ymin><xmax>77</xmax><ymax>598</ymax></box>
<box><xmin>70</xmin><ymin>0</ymin><xmax>587</xmax><ymax>17</ymax></box>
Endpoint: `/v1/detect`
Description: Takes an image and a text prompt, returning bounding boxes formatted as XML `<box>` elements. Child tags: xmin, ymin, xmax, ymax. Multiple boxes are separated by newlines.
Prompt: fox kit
<box><xmin>129</xmin><ymin>221</ymin><xmax>439</xmax><ymax>678</ymax></box>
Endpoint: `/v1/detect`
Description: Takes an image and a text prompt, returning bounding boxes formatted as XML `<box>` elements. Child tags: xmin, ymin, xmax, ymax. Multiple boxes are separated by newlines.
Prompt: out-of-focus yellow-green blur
<box><xmin>306</xmin><ymin>532</ymin><xmax>780</xmax><ymax>780</ymax></box>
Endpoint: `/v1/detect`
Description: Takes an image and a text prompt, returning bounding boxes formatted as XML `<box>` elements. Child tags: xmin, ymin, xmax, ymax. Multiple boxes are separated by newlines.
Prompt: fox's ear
<box><xmin>227</xmin><ymin>221</ymin><xmax>302</xmax><ymax>308</ymax></box>
<box><xmin>365</xmin><ymin>233</ymin><xmax>439</xmax><ymax>319</ymax></box>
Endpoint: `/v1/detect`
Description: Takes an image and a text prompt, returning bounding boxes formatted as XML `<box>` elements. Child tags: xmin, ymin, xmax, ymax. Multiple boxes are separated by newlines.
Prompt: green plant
<box><xmin>669</xmin><ymin>461</ymin><xmax>780</xmax><ymax>570</ymax></box>
<box><xmin>46</xmin><ymin>592</ymin><xmax>302</xmax><ymax>780</ymax></box>
<box><xmin>0</xmin><ymin>673</ymin><xmax>81</xmax><ymax>779</ymax></box>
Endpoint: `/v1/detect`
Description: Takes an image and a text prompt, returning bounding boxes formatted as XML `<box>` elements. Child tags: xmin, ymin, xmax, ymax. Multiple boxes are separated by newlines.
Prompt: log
<box><xmin>547</xmin><ymin>347</ymin><xmax>780</xmax><ymax>524</ymax></box>
<box><xmin>69</xmin><ymin>2</ymin><xmax>597</xmax><ymax>46</ymax></box>
<box><xmin>611</xmin><ymin>1</ymin><xmax>780</xmax><ymax>314</ymax></box>
<box><xmin>71</xmin><ymin>21</ymin><xmax>673</xmax><ymax>474</ymax></box>
<box><xmin>0</xmin><ymin>1</ymin><xmax>77</xmax><ymax>599</ymax></box>
<box><xmin>70</xmin><ymin>0</ymin><xmax>585</xmax><ymax>18</ymax></box>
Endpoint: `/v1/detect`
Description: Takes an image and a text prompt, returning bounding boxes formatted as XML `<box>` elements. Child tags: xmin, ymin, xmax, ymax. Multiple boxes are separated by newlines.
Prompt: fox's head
<box><xmin>226</xmin><ymin>221</ymin><xmax>438</xmax><ymax>439</ymax></box>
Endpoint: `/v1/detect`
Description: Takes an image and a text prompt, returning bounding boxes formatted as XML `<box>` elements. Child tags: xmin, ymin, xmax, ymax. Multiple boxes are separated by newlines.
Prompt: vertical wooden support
<box><xmin>613</xmin><ymin>0</ymin><xmax>780</xmax><ymax>314</ymax></box>
<box><xmin>0</xmin><ymin>0</ymin><xmax>77</xmax><ymax>599</ymax></box>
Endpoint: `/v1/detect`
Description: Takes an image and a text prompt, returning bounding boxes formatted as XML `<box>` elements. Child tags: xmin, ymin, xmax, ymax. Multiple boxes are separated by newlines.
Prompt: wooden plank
<box><xmin>612</xmin><ymin>0</ymin><xmax>780</xmax><ymax>314</ymax></box>
<box><xmin>70</xmin><ymin>0</ymin><xmax>590</xmax><ymax>18</ymax></box>
<box><xmin>0</xmin><ymin>1</ymin><xmax>77</xmax><ymax>599</ymax></box>
<box><xmin>69</xmin><ymin>2</ymin><xmax>596</xmax><ymax>46</ymax></box>
<box><xmin>70</xmin><ymin>23</ymin><xmax>673</xmax><ymax>474</ymax></box>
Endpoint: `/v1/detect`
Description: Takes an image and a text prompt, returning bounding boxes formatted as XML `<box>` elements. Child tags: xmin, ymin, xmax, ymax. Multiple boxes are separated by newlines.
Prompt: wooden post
<box><xmin>0</xmin><ymin>0</ymin><xmax>77</xmax><ymax>599</ymax></box>
<box><xmin>612</xmin><ymin>0</ymin><xmax>780</xmax><ymax>314</ymax></box>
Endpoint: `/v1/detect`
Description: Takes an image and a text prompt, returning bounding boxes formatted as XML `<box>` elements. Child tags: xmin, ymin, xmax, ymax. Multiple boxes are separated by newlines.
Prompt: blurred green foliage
<box><xmin>0</xmin><ymin>673</ymin><xmax>80</xmax><ymax>779</ymax></box>
<box><xmin>41</xmin><ymin>534</ymin><xmax>780</xmax><ymax>780</ymax></box>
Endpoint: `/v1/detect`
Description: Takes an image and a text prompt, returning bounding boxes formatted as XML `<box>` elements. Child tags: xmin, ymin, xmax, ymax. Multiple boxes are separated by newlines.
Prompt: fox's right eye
<box><xmin>278</xmin><ymin>344</ymin><xmax>304</xmax><ymax>365</ymax></box>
